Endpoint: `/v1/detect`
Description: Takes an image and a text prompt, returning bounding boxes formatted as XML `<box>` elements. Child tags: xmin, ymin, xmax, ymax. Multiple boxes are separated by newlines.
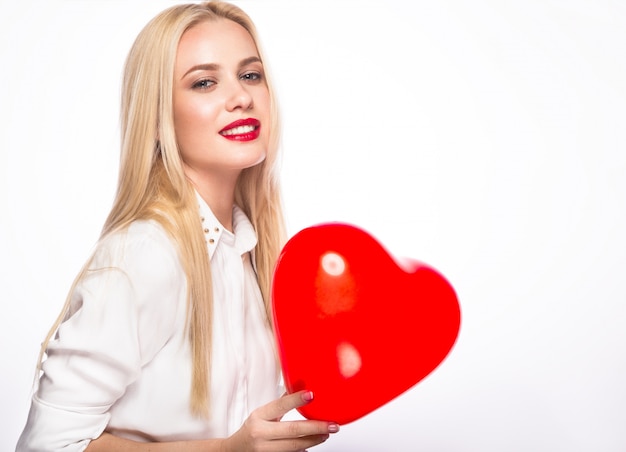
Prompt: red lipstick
<box><xmin>219</xmin><ymin>118</ymin><xmax>261</xmax><ymax>142</ymax></box>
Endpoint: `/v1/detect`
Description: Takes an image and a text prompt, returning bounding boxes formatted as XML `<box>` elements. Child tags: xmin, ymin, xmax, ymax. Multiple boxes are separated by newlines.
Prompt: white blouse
<box><xmin>16</xmin><ymin>194</ymin><xmax>280</xmax><ymax>451</ymax></box>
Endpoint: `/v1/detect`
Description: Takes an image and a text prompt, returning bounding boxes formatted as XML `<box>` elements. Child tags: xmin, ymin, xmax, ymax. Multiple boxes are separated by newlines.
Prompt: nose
<box><xmin>225</xmin><ymin>79</ymin><xmax>253</xmax><ymax>112</ymax></box>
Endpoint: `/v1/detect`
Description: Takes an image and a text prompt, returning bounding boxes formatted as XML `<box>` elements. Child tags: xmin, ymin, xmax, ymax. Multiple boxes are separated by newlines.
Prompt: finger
<box><xmin>269</xmin><ymin>433</ymin><xmax>330</xmax><ymax>452</ymax></box>
<box><xmin>278</xmin><ymin>419</ymin><xmax>339</xmax><ymax>440</ymax></box>
<box><xmin>258</xmin><ymin>390</ymin><xmax>314</xmax><ymax>421</ymax></box>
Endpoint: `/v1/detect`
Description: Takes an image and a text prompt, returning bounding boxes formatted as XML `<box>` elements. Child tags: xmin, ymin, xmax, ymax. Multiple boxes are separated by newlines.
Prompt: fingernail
<box><xmin>303</xmin><ymin>391</ymin><xmax>314</xmax><ymax>402</ymax></box>
<box><xmin>328</xmin><ymin>423</ymin><xmax>340</xmax><ymax>433</ymax></box>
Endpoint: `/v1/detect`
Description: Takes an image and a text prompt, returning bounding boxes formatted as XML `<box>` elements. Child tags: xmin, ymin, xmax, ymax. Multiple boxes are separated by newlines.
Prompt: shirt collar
<box><xmin>195</xmin><ymin>191</ymin><xmax>257</xmax><ymax>259</ymax></box>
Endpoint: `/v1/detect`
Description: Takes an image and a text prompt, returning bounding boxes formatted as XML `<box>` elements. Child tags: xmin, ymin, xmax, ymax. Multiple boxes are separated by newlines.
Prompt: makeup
<box><xmin>219</xmin><ymin>118</ymin><xmax>260</xmax><ymax>141</ymax></box>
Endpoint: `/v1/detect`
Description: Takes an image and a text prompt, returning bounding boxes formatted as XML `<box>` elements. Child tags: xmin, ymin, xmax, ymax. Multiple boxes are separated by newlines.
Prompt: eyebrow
<box><xmin>181</xmin><ymin>56</ymin><xmax>262</xmax><ymax>80</ymax></box>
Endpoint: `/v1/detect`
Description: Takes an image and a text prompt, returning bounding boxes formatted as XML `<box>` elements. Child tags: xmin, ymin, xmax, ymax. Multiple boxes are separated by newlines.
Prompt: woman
<box><xmin>17</xmin><ymin>2</ymin><xmax>339</xmax><ymax>450</ymax></box>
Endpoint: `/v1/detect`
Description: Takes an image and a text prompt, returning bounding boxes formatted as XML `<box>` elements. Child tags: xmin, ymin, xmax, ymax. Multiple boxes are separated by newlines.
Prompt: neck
<box><xmin>185</xmin><ymin>165</ymin><xmax>239</xmax><ymax>232</ymax></box>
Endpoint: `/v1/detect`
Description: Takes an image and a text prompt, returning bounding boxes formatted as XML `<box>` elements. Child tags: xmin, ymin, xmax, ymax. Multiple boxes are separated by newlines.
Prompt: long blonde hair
<box><xmin>38</xmin><ymin>1</ymin><xmax>285</xmax><ymax>417</ymax></box>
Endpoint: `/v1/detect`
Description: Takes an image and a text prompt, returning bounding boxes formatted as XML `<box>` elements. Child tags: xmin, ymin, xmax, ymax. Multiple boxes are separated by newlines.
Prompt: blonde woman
<box><xmin>17</xmin><ymin>2</ymin><xmax>339</xmax><ymax>451</ymax></box>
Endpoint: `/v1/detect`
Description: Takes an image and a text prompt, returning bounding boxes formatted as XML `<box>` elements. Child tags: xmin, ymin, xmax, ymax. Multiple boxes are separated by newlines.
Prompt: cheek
<box><xmin>174</xmin><ymin>99</ymin><xmax>218</xmax><ymax>147</ymax></box>
<box><xmin>258</xmin><ymin>88</ymin><xmax>271</xmax><ymax>116</ymax></box>
<box><xmin>256</xmin><ymin>89</ymin><xmax>272</xmax><ymax>137</ymax></box>
<box><xmin>173</xmin><ymin>100</ymin><xmax>191</xmax><ymax>142</ymax></box>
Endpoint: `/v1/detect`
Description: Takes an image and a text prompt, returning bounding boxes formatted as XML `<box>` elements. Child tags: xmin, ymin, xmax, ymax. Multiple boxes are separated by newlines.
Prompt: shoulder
<box><xmin>88</xmin><ymin>220</ymin><xmax>185</xmax><ymax>289</ymax></box>
<box><xmin>101</xmin><ymin>219</ymin><xmax>175</xmax><ymax>250</ymax></box>
<box><xmin>75</xmin><ymin>220</ymin><xmax>187</xmax><ymax>350</ymax></box>
<box><xmin>66</xmin><ymin>220</ymin><xmax>188</xmax><ymax>371</ymax></box>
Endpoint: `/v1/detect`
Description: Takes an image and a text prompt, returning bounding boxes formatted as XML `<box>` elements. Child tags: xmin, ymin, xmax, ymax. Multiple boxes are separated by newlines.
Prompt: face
<box><xmin>173</xmin><ymin>19</ymin><xmax>270</xmax><ymax>182</ymax></box>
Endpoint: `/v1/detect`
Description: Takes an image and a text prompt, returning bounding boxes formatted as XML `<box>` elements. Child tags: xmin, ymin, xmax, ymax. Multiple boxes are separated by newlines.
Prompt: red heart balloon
<box><xmin>272</xmin><ymin>223</ymin><xmax>461</xmax><ymax>425</ymax></box>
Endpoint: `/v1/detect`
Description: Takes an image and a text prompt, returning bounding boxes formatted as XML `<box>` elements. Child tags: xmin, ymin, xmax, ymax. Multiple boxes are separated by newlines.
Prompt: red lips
<box><xmin>219</xmin><ymin>118</ymin><xmax>261</xmax><ymax>142</ymax></box>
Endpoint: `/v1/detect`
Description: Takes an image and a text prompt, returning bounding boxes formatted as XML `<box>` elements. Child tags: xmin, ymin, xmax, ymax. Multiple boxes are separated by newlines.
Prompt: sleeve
<box><xmin>16</xmin><ymin>222</ymin><xmax>187</xmax><ymax>451</ymax></box>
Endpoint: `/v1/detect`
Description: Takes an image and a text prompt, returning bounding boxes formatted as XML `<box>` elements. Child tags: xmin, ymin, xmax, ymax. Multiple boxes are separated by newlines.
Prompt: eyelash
<box><xmin>192</xmin><ymin>79</ymin><xmax>216</xmax><ymax>90</ymax></box>
<box><xmin>191</xmin><ymin>72</ymin><xmax>263</xmax><ymax>91</ymax></box>
<box><xmin>241</xmin><ymin>71</ymin><xmax>263</xmax><ymax>82</ymax></box>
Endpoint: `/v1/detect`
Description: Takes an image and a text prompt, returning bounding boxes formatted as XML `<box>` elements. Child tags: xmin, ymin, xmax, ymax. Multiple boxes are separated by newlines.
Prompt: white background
<box><xmin>1</xmin><ymin>0</ymin><xmax>625</xmax><ymax>450</ymax></box>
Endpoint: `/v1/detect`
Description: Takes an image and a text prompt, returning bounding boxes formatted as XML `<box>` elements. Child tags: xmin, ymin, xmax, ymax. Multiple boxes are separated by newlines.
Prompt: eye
<box><xmin>240</xmin><ymin>71</ymin><xmax>263</xmax><ymax>83</ymax></box>
<box><xmin>192</xmin><ymin>78</ymin><xmax>216</xmax><ymax>90</ymax></box>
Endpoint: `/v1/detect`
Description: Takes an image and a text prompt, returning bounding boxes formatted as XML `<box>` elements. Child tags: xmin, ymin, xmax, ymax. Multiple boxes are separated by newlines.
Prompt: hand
<box><xmin>223</xmin><ymin>390</ymin><xmax>339</xmax><ymax>452</ymax></box>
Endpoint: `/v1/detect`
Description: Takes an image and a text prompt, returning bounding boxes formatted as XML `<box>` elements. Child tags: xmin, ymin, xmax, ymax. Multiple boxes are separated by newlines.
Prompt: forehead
<box><xmin>175</xmin><ymin>19</ymin><xmax>259</xmax><ymax>72</ymax></box>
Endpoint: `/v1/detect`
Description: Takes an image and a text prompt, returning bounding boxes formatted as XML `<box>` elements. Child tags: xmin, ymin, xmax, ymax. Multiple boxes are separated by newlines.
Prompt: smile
<box><xmin>221</xmin><ymin>125</ymin><xmax>256</xmax><ymax>135</ymax></box>
<box><xmin>219</xmin><ymin>118</ymin><xmax>261</xmax><ymax>142</ymax></box>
